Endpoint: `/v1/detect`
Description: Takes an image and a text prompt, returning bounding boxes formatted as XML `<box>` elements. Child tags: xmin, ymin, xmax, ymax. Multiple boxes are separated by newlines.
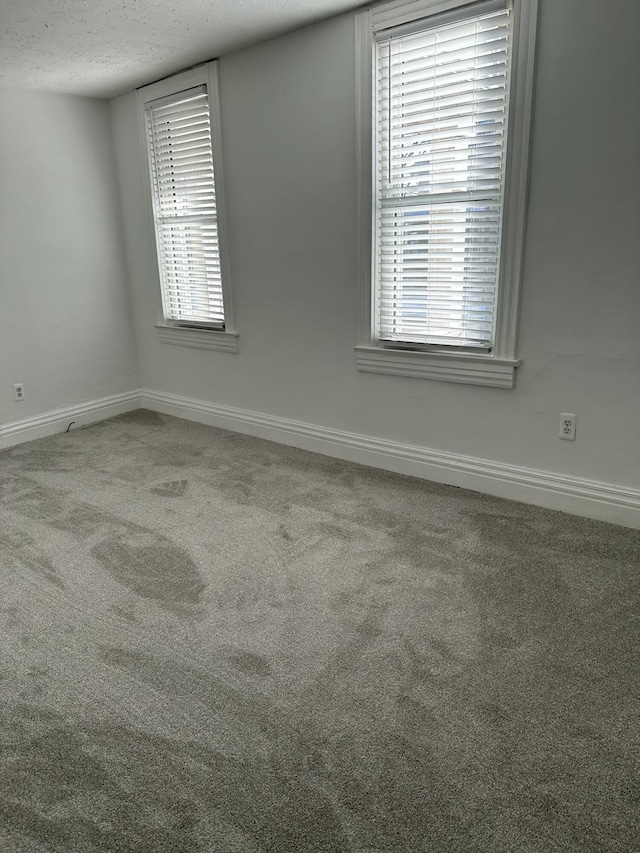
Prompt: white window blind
<box><xmin>145</xmin><ymin>86</ymin><xmax>224</xmax><ymax>327</ymax></box>
<box><xmin>375</xmin><ymin>4</ymin><xmax>512</xmax><ymax>349</ymax></box>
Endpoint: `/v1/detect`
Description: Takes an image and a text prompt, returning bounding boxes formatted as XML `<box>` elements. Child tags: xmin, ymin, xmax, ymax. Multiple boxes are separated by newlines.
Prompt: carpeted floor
<box><xmin>0</xmin><ymin>409</ymin><xmax>638</xmax><ymax>852</ymax></box>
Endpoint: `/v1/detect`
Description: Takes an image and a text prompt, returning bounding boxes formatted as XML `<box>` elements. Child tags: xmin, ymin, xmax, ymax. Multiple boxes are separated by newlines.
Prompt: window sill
<box><xmin>155</xmin><ymin>325</ymin><xmax>239</xmax><ymax>353</ymax></box>
<box><xmin>355</xmin><ymin>346</ymin><xmax>519</xmax><ymax>388</ymax></box>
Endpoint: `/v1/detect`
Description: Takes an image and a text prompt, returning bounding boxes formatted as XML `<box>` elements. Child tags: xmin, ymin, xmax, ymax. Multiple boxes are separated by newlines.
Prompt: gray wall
<box><xmin>0</xmin><ymin>89</ymin><xmax>139</xmax><ymax>425</ymax></box>
<box><xmin>111</xmin><ymin>0</ymin><xmax>640</xmax><ymax>490</ymax></box>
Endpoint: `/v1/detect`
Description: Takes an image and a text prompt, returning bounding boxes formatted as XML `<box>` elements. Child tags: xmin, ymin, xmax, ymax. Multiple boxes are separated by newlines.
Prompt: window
<box><xmin>356</xmin><ymin>0</ymin><xmax>538</xmax><ymax>387</ymax></box>
<box><xmin>138</xmin><ymin>63</ymin><xmax>237</xmax><ymax>353</ymax></box>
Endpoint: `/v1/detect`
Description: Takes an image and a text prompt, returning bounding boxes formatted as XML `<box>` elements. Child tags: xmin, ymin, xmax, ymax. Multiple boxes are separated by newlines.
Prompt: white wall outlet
<box><xmin>12</xmin><ymin>383</ymin><xmax>25</xmax><ymax>401</ymax></box>
<box><xmin>559</xmin><ymin>413</ymin><xmax>576</xmax><ymax>440</ymax></box>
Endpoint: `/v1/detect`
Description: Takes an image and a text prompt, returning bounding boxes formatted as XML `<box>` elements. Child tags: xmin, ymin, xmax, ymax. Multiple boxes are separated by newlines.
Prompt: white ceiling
<box><xmin>0</xmin><ymin>0</ymin><xmax>366</xmax><ymax>99</ymax></box>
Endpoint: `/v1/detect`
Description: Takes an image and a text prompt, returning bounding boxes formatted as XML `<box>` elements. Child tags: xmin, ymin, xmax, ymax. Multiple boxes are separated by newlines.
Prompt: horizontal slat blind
<box><xmin>375</xmin><ymin>8</ymin><xmax>511</xmax><ymax>348</ymax></box>
<box><xmin>146</xmin><ymin>87</ymin><xmax>224</xmax><ymax>327</ymax></box>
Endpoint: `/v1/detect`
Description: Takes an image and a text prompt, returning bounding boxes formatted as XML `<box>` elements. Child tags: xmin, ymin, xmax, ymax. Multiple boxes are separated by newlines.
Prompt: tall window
<box><xmin>357</xmin><ymin>0</ymin><xmax>538</xmax><ymax>387</ymax></box>
<box><xmin>377</xmin><ymin>6</ymin><xmax>510</xmax><ymax>348</ymax></box>
<box><xmin>139</xmin><ymin>64</ymin><xmax>237</xmax><ymax>351</ymax></box>
<box><xmin>146</xmin><ymin>86</ymin><xmax>222</xmax><ymax>326</ymax></box>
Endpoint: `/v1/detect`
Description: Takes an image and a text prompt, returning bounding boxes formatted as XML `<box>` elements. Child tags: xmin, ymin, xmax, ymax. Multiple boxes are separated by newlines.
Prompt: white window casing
<box><xmin>356</xmin><ymin>0</ymin><xmax>538</xmax><ymax>387</ymax></box>
<box><xmin>137</xmin><ymin>63</ymin><xmax>238</xmax><ymax>353</ymax></box>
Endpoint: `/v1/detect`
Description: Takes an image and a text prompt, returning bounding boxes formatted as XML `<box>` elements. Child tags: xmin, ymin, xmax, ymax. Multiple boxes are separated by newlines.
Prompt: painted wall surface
<box><xmin>0</xmin><ymin>89</ymin><xmax>138</xmax><ymax>425</ymax></box>
<box><xmin>111</xmin><ymin>0</ymin><xmax>640</xmax><ymax>490</ymax></box>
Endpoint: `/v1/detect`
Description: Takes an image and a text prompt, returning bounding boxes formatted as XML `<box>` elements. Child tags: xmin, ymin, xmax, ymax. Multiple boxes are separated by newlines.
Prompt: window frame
<box><xmin>355</xmin><ymin>0</ymin><xmax>538</xmax><ymax>388</ymax></box>
<box><xmin>137</xmin><ymin>62</ymin><xmax>238</xmax><ymax>353</ymax></box>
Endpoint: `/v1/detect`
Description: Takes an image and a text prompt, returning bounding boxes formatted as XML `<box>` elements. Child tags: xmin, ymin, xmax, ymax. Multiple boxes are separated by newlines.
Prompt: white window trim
<box><xmin>355</xmin><ymin>0</ymin><xmax>538</xmax><ymax>388</ymax></box>
<box><xmin>137</xmin><ymin>63</ymin><xmax>238</xmax><ymax>353</ymax></box>
<box><xmin>154</xmin><ymin>324</ymin><xmax>239</xmax><ymax>353</ymax></box>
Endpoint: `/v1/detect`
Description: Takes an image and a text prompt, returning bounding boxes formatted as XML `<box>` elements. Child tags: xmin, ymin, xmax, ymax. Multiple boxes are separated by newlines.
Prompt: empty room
<box><xmin>0</xmin><ymin>0</ymin><xmax>638</xmax><ymax>850</ymax></box>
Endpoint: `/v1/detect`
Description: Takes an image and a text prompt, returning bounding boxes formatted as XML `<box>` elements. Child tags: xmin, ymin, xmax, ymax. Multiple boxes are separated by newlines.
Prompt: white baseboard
<box><xmin>3</xmin><ymin>388</ymin><xmax>637</xmax><ymax>529</ymax></box>
<box><xmin>141</xmin><ymin>389</ymin><xmax>640</xmax><ymax>530</ymax></box>
<box><xmin>0</xmin><ymin>390</ymin><xmax>142</xmax><ymax>450</ymax></box>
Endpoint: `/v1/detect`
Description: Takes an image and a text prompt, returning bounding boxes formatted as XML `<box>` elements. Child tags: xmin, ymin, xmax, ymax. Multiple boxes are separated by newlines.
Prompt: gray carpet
<box><xmin>0</xmin><ymin>409</ymin><xmax>638</xmax><ymax>853</ymax></box>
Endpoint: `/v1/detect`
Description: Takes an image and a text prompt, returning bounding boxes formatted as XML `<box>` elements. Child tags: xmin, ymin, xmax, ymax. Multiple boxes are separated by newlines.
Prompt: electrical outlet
<box><xmin>559</xmin><ymin>413</ymin><xmax>576</xmax><ymax>441</ymax></box>
<box><xmin>12</xmin><ymin>383</ymin><xmax>25</xmax><ymax>401</ymax></box>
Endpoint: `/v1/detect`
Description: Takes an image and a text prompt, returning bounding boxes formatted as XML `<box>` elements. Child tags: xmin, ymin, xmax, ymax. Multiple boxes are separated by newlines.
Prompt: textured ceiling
<box><xmin>0</xmin><ymin>0</ymin><xmax>365</xmax><ymax>99</ymax></box>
